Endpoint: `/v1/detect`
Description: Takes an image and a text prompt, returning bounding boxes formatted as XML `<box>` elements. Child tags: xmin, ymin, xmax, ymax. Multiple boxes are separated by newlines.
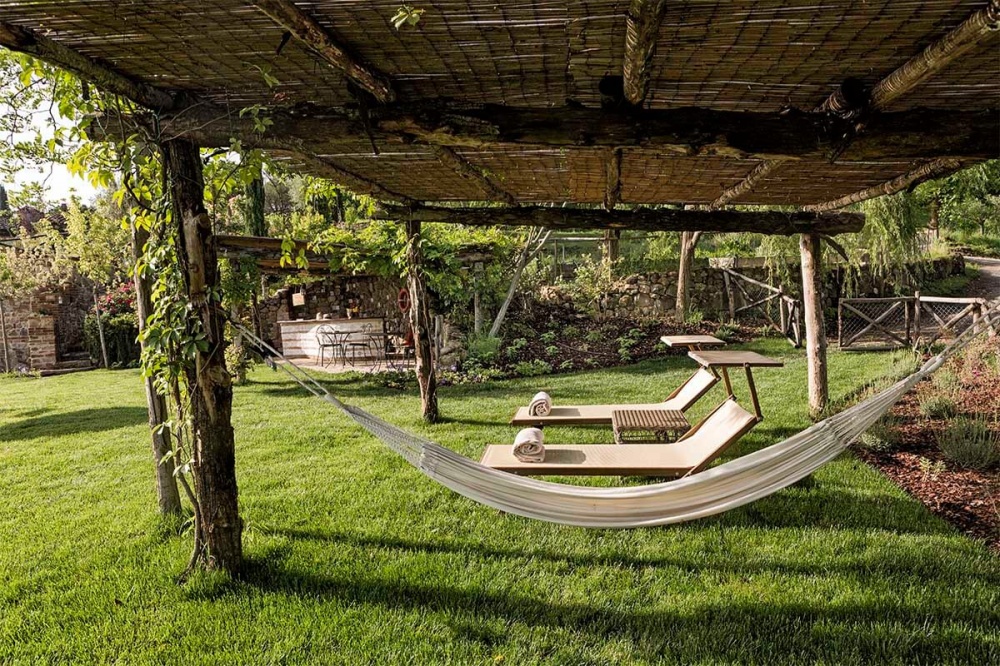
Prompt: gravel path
<box><xmin>964</xmin><ymin>256</ymin><xmax>1000</xmax><ymax>300</ymax></box>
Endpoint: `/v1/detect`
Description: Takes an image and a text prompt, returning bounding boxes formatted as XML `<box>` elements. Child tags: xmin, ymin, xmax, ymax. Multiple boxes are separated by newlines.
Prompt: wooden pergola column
<box><xmin>405</xmin><ymin>218</ymin><xmax>439</xmax><ymax>423</ymax></box>
<box><xmin>163</xmin><ymin>138</ymin><xmax>243</xmax><ymax>573</ymax></box>
<box><xmin>799</xmin><ymin>233</ymin><xmax>828</xmax><ymax>417</ymax></box>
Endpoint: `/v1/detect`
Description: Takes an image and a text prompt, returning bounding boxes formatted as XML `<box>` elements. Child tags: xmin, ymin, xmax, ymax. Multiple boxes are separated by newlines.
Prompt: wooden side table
<box><xmin>612</xmin><ymin>408</ymin><xmax>690</xmax><ymax>444</ymax></box>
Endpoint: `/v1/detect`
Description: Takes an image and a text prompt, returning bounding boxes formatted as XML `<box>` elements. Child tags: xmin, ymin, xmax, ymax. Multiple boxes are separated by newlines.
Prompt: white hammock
<box><xmin>234</xmin><ymin>304</ymin><xmax>997</xmax><ymax>528</ymax></box>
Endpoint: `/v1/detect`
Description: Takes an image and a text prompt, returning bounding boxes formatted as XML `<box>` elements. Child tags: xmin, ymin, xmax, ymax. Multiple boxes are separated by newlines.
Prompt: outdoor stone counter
<box><xmin>278</xmin><ymin>318</ymin><xmax>385</xmax><ymax>360</ymax></box>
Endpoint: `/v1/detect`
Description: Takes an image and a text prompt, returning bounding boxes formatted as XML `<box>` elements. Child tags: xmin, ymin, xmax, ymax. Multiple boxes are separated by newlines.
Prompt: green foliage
<box><xmin>918</xmin><ymin>394</ymin><xmax>957</xmax><ymax>419</ymax></box>
<box><xmin>64</xmin><ymin>202</ymin><xmax>130</xmax><ymax>287</ymax></box>
<box><xmin>391</xmin><ymin>4</ymin><xmax>425</xmax><ymax>28</ymax></box>
<box><xmin>713</xmin><ymin>322</ymin><xmax>740</xmax><ymax>342</ymax></box>
<box><xmin>544</xmin><ymin>344</ymin><xmax>559</xmax><ymax>357</ymax></box>
<box><xmin>937</xmin><ymin>417</ymin><xmax>1000</xmax><ymax>470</ymax></box>
<box><xmin>562</xmin><ymin>254</ymin><xmax>615</xmax><ymax>316</ymax></box>
<box><xmin>84</xmin><ymin>313</ymin><xmax>140</xmax><ymax>368</ymax></box>
<box><xmin>858</xmin><ymin>417</ymin><xmax>902</xmax><ymax>453</ymax></box>
<box><xmin>616</xmin><ymin>327</ymin><xmax>645</xmax><ymax>362</ymax></box>
<box><xmin>224</xmin><ymin>339</ymin><xmax>257</xmax><ymax>386</ymax></box>
<box><xmin>505</xmin><ymin>337</ymin><xmax>528</xmax><ymax>358</ymax></box>
<box><xmin>0</xmin><ymin>218</ymin><xmax>73</xmax><ymax>300</ymax></box>
<box><xmin>558</xmin><ymin>359</ymin><xmax>575</xmax><ymax>372</ymax></box>
<box><xmin>539</xmin><ymin>331</ymin><xmax>557</xmax><ymax>345</ymax></box>
<box><xmin>918</xmin><ymin>457</ymin><xmax>947</xmax><ymax>482</ymax></box>
<box><xmin>512</xmin><ymin>359</ymin><xmax>553</xmax><ymax>377</ymax></box>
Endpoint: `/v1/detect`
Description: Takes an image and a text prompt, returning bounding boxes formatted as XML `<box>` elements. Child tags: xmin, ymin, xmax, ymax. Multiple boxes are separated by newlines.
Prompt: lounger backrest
<box><xmin>671</xmin><ymin>398</ymin><xmax>758</xmax><ymax>474</ymax></box>
<box><xmin>663</xmin><ymin>368</ymin><xmax>719</xmax><ymax>411</ymax></box>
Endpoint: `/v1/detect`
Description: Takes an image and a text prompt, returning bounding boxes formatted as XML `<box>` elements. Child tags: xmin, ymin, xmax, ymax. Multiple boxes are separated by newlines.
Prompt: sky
<box><xmin>5</xmin><ymin>104</ymin><xmax>99</xmax><ymax>206</ymax></box>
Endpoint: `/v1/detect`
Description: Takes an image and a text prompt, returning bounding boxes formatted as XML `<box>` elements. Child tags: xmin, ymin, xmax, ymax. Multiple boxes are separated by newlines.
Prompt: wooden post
<box><xmin>913</xmin><ymin>290</ymin><xmax>922</xmax><ymax>342</ymax></box>
<box><xmin>163</xmin><ymin>138</ymin><xmax>243</xmax><ymax>574</ymax></box>
<box><xmin>0</xmin><ymin>299</ymin><xmax>10</xmax><ymax>372</ymax></box>
<box><xmin>131</xmin><ymin>220</ymin><xmax>182</xmax><ymax>516</ymax></box>
<box><xmin>405</xmin><ymin>218</ymin><xmax>439</xmax><ymax>423</ymax></box>
<box><xmin>722</xmin><ymin>269</ymin><xmax>736</xmax><ymax>322</ymax></box>
<box><xmin>800</xmin><ymin>233</ymin><xmax>828</xmax><ymax>417</ymax></box>
<box><xmin>92</xmin><ymin>288</ymin><xmax>110</xmax><ymax>368</ymax></box>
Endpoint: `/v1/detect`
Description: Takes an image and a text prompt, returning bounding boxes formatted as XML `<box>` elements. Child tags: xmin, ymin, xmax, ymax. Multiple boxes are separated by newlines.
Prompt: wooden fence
<box><xmin>838</xmin><ymin>293</ymin><xmax>994</xmax><ymax>350</ymax></box>
<box><xmin>722</xmin><ymin>269</ymin><xmax>802</xmax><ymax>347</ymax></box>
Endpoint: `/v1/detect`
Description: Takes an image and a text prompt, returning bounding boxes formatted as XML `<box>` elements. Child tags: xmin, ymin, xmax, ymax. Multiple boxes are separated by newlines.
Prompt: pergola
<box><xmin>2</xmin><ymin>1</ymin><xmax>996</xmax><ymax>572</ymax></box>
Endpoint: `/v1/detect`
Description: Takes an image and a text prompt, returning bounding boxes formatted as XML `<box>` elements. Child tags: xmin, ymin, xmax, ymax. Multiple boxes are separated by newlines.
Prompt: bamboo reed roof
<box><xmin>1</xmin><ymin>1</ymin><xmax>998</xmax><ymax>210</ymax></box>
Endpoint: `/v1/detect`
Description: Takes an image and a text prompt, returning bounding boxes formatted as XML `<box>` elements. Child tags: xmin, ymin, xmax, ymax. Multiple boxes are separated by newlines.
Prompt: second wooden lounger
<box><xmin>511</xmin><ymin>368</ymin><xmax>719</xmax><ymax>426</ymax></box>
<box><xmin>486</xmin><ymin>398</ymin><xmax>758</xmax><ymax>477</ymax></box>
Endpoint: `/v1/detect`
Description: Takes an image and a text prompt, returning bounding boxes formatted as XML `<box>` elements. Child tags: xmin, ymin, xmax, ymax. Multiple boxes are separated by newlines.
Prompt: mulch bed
<box><xmin>855</xmin><ymin>338</ymin><xmax>1000</xmax><ymax>552</ymax></box>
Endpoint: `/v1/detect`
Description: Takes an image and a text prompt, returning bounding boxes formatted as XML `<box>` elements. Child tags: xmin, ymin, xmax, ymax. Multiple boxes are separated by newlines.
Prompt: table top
<box><xmin>687</xmin><ymin>350</ymin><xmax>784</xmax><ymax>368</ymax></box>
<box><xmin>612</xmin><ymin>408</ymin><xmax>690</xmax><ymax>432</ymax></box>
<box><xmin>659</xmin><ymin>334</ymin><xmax>726</xmax><ymax>348</ymax></box>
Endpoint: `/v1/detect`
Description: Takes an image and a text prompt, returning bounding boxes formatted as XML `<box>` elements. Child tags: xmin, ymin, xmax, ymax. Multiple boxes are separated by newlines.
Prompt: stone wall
<box><xmin>535</xmin><ymin>255</ymin><xmax>966</xmax><ymax>321</ymax></box>
<box><xmin>0</xmin><ymin>274</ymin><xmax>93</xmax><ymax>372</ymax></box>
<box><xmin>258</xmin><ymin>275</ymin><xmax>406</xmax><ymax>351</ymax></box>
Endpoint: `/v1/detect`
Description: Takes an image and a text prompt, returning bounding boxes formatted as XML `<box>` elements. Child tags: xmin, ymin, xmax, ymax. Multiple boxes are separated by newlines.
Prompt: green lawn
<box><xmin>2</xmin><ymin>339</ymin><xmax>998</xmax><ymax>664</ymax></box>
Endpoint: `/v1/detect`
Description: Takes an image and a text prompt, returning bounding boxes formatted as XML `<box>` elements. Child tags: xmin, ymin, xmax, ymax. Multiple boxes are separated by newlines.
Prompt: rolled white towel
<box><xmin>512</xmin><ymin>427</ymin><xmax>545</xmax><ymax>463</ymax></box>
<box><xmin>528</xmin><ymin>391</ymin><xmax>552</xmax><ymax>417</ymax></box>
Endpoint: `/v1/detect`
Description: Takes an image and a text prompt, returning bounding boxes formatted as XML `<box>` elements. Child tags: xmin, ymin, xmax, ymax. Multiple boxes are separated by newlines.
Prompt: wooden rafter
<box><xmin>817</xmin><ymin>1</ymin><xmax>1000</xmax><ymax>116</ymax></box>
<box><xmin>871</xmin><ymin>0</ymin><xmax>1000</xmax><ymax>111</ymax></box>
<box><xmin>804</xmin><ymin>158</ymin><xmax>965</xmax><ymax>212</ymax></box>
<box><xmin>604</xmin><ymin>148</ymin><xmax>623</xmax><ymax>210</ymax></box>
<box><xmin>431</xmin><ymin>146</ymin><xmax>517</xmax><ymax>205</ymax></box>
<box><xmin>623</xmin><ymin>0</ymin><xmax>670</xmax><ymax>106</ymax></box>
<box><xmin>709</xmin><ymin>160</ymin><xmax>786</xmax><ymax>209</ymax></box>
<box><xmin>0</xmin><ymin>21</ymin><xmax>176</xmax><ymax>111</ymax></box>
<box><xmin>92</xmin><ymin>105</ymin><xmax>1000</xmax><ymax>162</ymax></box>
<box><xmin>271</xmin><ymin>150</ymin><xmax>413</xmax><ymax>204</ymax></box>
<box><xmin>376</xmin><ymin>204</ymin><xmax>865</xmax><ymax>235</ymax></box>
<box><xmin>249</xmin><ymin>0</ymin><xmax>395</xmax><ymax>103</ymax></box>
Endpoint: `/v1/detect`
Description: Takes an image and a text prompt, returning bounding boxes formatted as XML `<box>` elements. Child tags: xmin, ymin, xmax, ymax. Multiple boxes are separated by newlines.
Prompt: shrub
<box><xmin>225</xmin><ymin>342</ymin><xmax>257</xmax><ymax>386</ymax></box>
<box><xmin>513</xmin><ymin>359</ymin><xmax>552</xmax><ymax>377</ymax></box>
<box><xmin>84</xmin><ymin>313</ymin><xmax>140</xmax><ymax>368</ymax></box>
<box><xmin>539</xmin><ymin>331</ymin><xmax>557</xmax><ymax>344</ymax></box>
<box><xmin>505</xmin><ymin>337</ymin><xmax>528</xmax><ymax>358</ymax></box>
<box><xmin>562</xmin><ymin>325</ymin><xmax>580</xmax><ymax>339</ymax></box>
<box><xmin>616</xmin><ymin>327</ymin><xmax>645</xmax><ymax>362</ymax></box>
<box><xmin>857</xmin><ymin>418</ymin><xmax>902</xmax><ymax>453</ymax></box>
<box><xmin>919</xmin><ymin>394</ymin><xmax>957</xmax><ymax>419</ymax></box>
<box><xmin>918</xmin><ymin>457</ymin><xmax>947</xmax><ymax>482</ymax></box>
<box><xmin>937</xmin><ymin>417</ymin><xmax>1000</xmax><ymax>470</ymax></box>
<box><xmin>932</xmin><ymin>368</ymin><xmax>961</xmax><ymax>394</ymax></box>
<box><xmin>584</xmin><ymin>330</ymin><xmax>603</xmax><ymax>344</ymax></box>
<box><xmin>713</xmin><ymin>322</ymin><xmax>739</xmax><ymax>342</ymax></box>
<box><xmin>545</xmin><ymin>345</ymin><xmax>559</xmax><ymax>357</ymax></box>
<box><xmin>558</xmin><ymin>360</ymin><xmax>574</xmax><ymax>372</ymax></box>
<box><xmin>466</xmin><ymin>333</ymin><xmax>501</xmax><ymax>365</ymax></box>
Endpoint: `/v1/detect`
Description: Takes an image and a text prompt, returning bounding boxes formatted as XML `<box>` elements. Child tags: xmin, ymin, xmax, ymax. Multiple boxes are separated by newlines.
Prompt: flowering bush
<box><xmin>95</xmin><ymin>282</ymin><xmax>137</xmax><ymax>318</ymax></box>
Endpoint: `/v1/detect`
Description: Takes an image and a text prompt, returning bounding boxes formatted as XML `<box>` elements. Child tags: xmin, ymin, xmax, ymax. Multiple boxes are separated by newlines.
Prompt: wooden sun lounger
<box><xmin>511</xmin><ymin>368</ymin><xmax>719</xmax><ymax>426</ymax></box>
<box><xmin>486</xmin><ymin>398</ymin><xmax>758</xmax><ymax>477</ymax></box>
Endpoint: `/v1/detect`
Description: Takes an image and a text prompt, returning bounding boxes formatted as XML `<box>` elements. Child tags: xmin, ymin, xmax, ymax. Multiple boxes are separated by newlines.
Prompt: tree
<box><xmin>64</xmin><ymin>202</ymin><xmax>131</xmax><ymax>368</ymax></box>
<box><xmin>489</xmin><ymin>226</ymin><xmax>551</xmax><ymax>338</ymax></box>
<box><xmin>675</xmin><ymin>230</ymin><xmax>702</xmax><ymax>321</ymax></box>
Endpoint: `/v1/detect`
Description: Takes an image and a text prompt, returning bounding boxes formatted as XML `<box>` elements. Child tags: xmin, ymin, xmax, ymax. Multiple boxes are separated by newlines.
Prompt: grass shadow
<box><xmin>0</xmin><ymin>407</ymin><xmax>148</xmax><ymax>442</ymax></box>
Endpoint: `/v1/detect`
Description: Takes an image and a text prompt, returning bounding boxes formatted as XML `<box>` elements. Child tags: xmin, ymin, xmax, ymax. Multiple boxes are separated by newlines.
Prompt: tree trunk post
<box><xmin>0</xmin><ymin>299</ymin><xmax>10</xmax><ymax>372</ymax></box>
<box><xmin>163</xmin><ymin>138</ymin><xmax>243</xmax><ymax>574</ymax></box>
<box><xmin>92</xmin><ymin>289</ymin><xmax>110</xmax><ymax>368</ymax></box>
<box><xmin>405</xmin><ymin>218</ymin><xmax>439</xmax><ymax>423</ymax></box>
<box><xmin>675</xmin><ymin>231</ymin><xmax>701</xmax><ymax>321</ymax></box>
<box><xmin>800</xmin><ymin>233</ymin><xmax>828</xmax><ymax>418</ymax></box>
<box><xmin>132</xmin><ymin>221</ymin><xmax>183</xmax><ymax>516</ymax></box>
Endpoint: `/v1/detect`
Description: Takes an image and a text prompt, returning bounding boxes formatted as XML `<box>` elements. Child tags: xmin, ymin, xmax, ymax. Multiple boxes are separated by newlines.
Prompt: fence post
<box><xmin>722</xmin><ymin>270</ymin><xmax>736</xmax><ymax>322</ymax></box>
<box><xmin>913</xmin><ymin>290</ymin><xmax>921</xmax><ymax>345</ymax></box>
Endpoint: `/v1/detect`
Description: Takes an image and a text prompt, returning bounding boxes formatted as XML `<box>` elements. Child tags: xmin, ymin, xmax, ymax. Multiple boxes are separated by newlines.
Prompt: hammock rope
<box><xmin>230</xmin><ymin>302</ymin><xmax>998</xmax><ymax>528</ymax></box>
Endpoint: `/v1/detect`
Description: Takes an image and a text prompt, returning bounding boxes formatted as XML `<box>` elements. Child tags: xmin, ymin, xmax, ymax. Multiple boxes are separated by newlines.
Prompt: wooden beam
<box><xmin>604</xmin><ymin>148</ymin><xmax>623</xmax><ymax>210</ymax></box>
<box><xmin>92</xmin><ymin>104</ymin><xmax>999</xmax><ymax>162</ymax></box>
<box><xmin>431</xmin><ymin>146</ymin><xmax>517</xmax><ymax>205</ymax></box>
<box><xmin>249</xmin><ymin>0</ymin><xmax>395</xmax><ymax>103</ymax></box>
<box><xmin>871</xmin><ymin>1</ymin><xmax>1000</xmax><ymax>112</ymax></box>
<box><xmin>623</xmin><ymin>0</ymin><xmax>670</xmax><ymax>106</ymax></box>
<box><xmin>0</xmin><ymin>21</ymin><xmax>176</xmax><ymax>110</ymax></box>
<box><xmin>269</xmin><ymin>150</ymin><xmax>414</xmax><ymax>204</ymax></box>
<box><xmin>804</xmin><ymin>158</ymin><xmax>965</xmax><ymax>212</ymax></box>
<box><xmin>376</xmin><ymin>204</ymin><xmax>865</xmax><ymax>235</ymax></box>
<box><xmin>817</xmin><ymin>2</ymin><xmax>1000</xmax><ymax>116</ymax></box>
<box><xmin>709</xmin><ymin>160</ymin><xmax>786</xmax><ymax>209</ymax></box>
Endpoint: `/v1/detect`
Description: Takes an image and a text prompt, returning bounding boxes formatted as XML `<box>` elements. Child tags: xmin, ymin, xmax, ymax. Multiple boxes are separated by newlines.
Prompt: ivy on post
<box><xmin>405</xmin><ymin>217</ymin><xmax>439</xmax><ymax>423</ymax></box>
<box><xmin>162</xmin><ymin>137</ymin><xmax>243</xmax><ymax>574</ymax></box>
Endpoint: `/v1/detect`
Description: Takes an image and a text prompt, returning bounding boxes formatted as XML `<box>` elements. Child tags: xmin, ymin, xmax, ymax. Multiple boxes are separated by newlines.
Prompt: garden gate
<box><xmin>722</xmin><ymin>269</ymin><xmax>803</xmax><ymax>347</ymax></box>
